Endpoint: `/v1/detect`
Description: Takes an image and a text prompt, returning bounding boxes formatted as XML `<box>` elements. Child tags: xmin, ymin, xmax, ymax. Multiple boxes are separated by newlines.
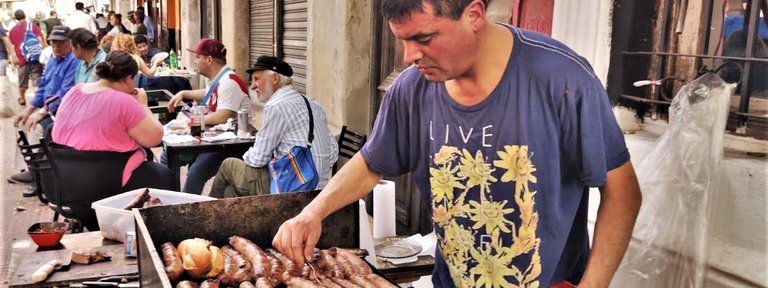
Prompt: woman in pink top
<box><xmin>53</xmin><ymin>50</ymin><xmax>173</xmax><ymax>191</ymax></box>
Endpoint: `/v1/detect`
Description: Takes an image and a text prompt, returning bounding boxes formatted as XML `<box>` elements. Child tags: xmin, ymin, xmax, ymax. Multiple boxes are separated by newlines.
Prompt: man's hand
<box><xmin>13</xmin><ymin>110</ymin><xmax>32</xmax><ymax>128</ymax></box>
<box><xmin>167</xmin><ymin>91</ymin><xmax>185</xmax><ymax>112</ymax></box>
<box><xmin>25</xmin><ymin>110</ymin><xmax>46</xmax><ymax>131</ymax></box>
<box><xmin>9</xmin><ymin>54</ymin><xmax>17</xmax><ymax>66</ymax></box>
<box><xmin>272</xmin><ymin>210</ymin><xmax>323</xmax><ymax>265</ymax></box>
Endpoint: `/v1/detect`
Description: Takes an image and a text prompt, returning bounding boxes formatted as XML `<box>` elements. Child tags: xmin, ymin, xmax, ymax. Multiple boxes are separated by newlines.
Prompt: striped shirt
<box><xmin>242</xmin><ymin>85</ymin><xmax>339</xmax><ymax>189</ymax></box>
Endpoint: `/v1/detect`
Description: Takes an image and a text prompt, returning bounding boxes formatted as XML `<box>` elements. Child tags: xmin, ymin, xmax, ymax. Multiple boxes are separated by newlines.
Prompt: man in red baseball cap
<box><xmin>165</xmin><ymin>38</ymin><xmax>251</xmax><ymax>194</ymax></box>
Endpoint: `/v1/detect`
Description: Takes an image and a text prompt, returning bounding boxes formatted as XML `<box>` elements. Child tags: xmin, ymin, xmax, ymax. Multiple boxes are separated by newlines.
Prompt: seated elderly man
<box><xmin>11</xmin><ymin>25</ymin><xmax>78</xmax><ymax>197</ymax></box>
<box><xmin>210</xmin><ymin>56</ymin><xmax>338</xmax><ymax>198</ymax></box>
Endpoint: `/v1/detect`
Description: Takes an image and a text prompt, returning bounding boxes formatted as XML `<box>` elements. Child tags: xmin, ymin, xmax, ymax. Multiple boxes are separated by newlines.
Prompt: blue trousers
<box><xmin>161</xmin><ymin>151</ymin><xmax>229</xmax><ymax>194</ymax></box>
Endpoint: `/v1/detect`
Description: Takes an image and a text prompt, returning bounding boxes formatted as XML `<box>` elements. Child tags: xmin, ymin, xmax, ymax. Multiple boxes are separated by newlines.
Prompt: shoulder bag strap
<box><xmin>300</xmin><ymin>95</ymin><xmax>314</xmax><ymax>146</ymax></box>
<box><xmin>201</xmin><ymin>66</ymin><xmax>232</xmax><ymax>105</ymax></box>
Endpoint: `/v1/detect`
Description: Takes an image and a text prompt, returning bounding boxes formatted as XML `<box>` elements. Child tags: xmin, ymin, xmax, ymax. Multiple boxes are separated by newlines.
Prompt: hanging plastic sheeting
<box><xmin>612</xmin><ymin>72</ymin><xmax>735</xmax><ymax>288</ymax></box>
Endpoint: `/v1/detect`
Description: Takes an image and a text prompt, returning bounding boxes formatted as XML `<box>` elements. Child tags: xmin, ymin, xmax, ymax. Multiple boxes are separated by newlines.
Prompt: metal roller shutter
<box><xmin>250</xmin><ymin>0</ymin><xmax>275</xmax><ymax>65</ymax></box>
<box><xmin>282</xmin><ymin>0</ymin><xmax>308</xmax><ymax>93</ymax></box>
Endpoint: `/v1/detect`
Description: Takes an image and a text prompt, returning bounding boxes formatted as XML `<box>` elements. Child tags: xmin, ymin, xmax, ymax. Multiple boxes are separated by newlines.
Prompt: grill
<box><xmin>133</xmin><ymin>191</ymin><xmax>365</xmax><ymax>287</ymax></box>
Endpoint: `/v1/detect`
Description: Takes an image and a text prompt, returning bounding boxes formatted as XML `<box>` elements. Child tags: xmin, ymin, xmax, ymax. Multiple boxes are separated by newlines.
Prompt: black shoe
<box><xmin>22</xmin><ymin>186</ymin><xmax>37</xmax><ymax>197</ymax></box>
<box><xmin>8</xmin><ymin>170</ymin><xmax>34</xmax><ymax>184</ymax></box>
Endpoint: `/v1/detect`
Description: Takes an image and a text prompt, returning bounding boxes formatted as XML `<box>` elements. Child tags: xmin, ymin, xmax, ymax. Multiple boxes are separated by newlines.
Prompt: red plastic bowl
<box><xmin>27</xmin><ymin>222</ymin><xmax>68</xmax><ymax>248</ymax></box>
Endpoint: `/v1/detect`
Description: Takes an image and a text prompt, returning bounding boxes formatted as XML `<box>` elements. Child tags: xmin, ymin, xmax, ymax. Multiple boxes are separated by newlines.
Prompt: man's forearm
<box><xmin>302</xmin><ymin>153</ymin><xmax>382</xmax><ymax>220</ymax></box>
<box><xmin>580</xmin><ymin>162</ymin><xmax>642</xmax><ymax>288</ymax></box>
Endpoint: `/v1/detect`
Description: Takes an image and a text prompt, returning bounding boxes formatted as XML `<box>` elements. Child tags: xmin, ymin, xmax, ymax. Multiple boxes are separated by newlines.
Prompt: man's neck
<box><xmin>445</xmin><ymin>23</ymin><xmax>513</xmax><ymax>106</ymax></box>
<box><xmin>83</xmin><ymin>50</ymin><xmax>98</xmax><ymax>65</ymax></box>
<box><xmin>206</xmin><ymin>64</ymin><xmax>226</xmax><ymax>80</ymax></box>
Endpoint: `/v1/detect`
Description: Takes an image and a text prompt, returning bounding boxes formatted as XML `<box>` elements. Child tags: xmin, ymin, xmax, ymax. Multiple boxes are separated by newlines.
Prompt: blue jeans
<box><xmin>160</xmin><ymin>151</ymin><xmax>229</xmax><ymax>194</ymax></box>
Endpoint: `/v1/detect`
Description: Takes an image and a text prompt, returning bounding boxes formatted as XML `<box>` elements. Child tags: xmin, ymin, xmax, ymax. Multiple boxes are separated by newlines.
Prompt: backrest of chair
<box><xmin>42</xmin><ymin>140</ymin><xmax>135</xmax><ymax>230</ymax></box>
<box><xmin>333</xmin><ymin>125</ymin><xmax>367</xmax><ymax>174</ymax></box>
<box><xmin>16</xmin><ymin>130</ymin><xmax>51</xmax><ymax>204</ymax></box>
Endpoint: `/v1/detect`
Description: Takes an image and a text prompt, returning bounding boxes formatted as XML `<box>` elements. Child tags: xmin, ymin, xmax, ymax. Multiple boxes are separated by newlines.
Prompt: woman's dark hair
<box><xmin>112</xmin><ymin>13</ymin><xmax>123</xmax><ymax>22</ymax></box>
<box><xmin>95</xmin><ymin>51</ymin><xmax>138</xmax><ymax>82</ymax></box>
<box><xmin>68</xmin><ymin>28</ymin><xmax>99</xmax><ymax>50</ymax></box>
<box><xmin>382</xmin><ymin>0</ymin><xmax>490</xmax><ymax>22</ymax></box>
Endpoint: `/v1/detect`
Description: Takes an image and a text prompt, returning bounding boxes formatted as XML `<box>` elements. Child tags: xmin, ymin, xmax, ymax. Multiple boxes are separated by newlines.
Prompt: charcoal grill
<box><xmin>133</xmin><ymin>191</ymin><xmax>361</xmax><ymax>287</ymax></box>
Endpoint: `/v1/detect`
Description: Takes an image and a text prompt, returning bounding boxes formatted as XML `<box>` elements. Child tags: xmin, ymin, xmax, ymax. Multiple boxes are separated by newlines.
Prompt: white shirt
<box><xmin>65</xmin><ymin>10</ymin><xmax>97</xmax><ymax>34</ymax></box>
<box><xmin>242</xmin><ymin>85</ymin><xmax>339</xmax><ymax>189</ymax></box>
<box><xmin>203</xmin><ymin>66</ymin><xmax>251</xmax><ymax>115</ymax></box>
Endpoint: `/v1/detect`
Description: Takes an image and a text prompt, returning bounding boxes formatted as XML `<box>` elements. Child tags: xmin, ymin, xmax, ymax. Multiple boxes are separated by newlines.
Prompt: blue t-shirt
<box><xmin>360</xmin><ymin>26</ymin><xmax>629</xmax><ymax>287</ymax></box>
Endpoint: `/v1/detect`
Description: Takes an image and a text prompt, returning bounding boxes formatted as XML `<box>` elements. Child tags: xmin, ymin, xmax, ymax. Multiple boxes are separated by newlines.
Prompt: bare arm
<box><xmin>204</xmin><ymin>109</ymin><xmax>235</xmax><ymax>126</ymax></box>
<box><xmin>2</xmin><ymin>36</ymin><xmax>16</xmax><ymax>64</ymax></box>
<box><xmin>272</xmin><ymin>153</ymin><xmax>383</xmax><ymax>264</ymax></box>
<box><xmin>135</xmin><ymin>55</ymin><xmax>159</xmax><ymax>76</ymax></box>
<box><xmin>127</xmin><ymin>114</ymin><xmax>164</xmax><ymax>147</ymax></box>
<box><xmin>579</xmin><ymin>161</ymin><xmax>642</xmax><ymax>288</ymax></box>
<box><xmin>167</xmin><ymin>89</ymin><xmax>205</xmax><ymax>112</ymax></box>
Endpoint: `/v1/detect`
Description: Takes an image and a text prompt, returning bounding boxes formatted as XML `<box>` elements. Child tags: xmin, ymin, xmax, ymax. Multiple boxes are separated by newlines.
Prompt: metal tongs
<box><xmin>305</xmin><ymin>260</ymin><xmax>326</xmax><ymax>287</ymax></box>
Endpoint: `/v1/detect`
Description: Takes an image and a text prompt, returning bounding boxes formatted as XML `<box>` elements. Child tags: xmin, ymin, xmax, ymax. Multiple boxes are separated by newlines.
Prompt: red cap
<box><xmin>186</xmin><ymin>38</ymin><xmax>227</xmax><ymax>59</ymax></box>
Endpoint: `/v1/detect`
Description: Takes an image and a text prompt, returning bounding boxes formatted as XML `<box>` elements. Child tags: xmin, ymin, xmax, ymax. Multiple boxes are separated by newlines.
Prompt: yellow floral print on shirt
<box><xmin>431</xmin><ymin>145</ymin><xmax>541</xmax><ymax>288</ymax></box>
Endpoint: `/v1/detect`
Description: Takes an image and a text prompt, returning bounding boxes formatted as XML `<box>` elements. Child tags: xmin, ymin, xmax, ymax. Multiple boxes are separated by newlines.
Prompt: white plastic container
<box><xmin>92</xmin><ymin>188</ymin><xmax>215</xmax><ymax>242</ymax></box>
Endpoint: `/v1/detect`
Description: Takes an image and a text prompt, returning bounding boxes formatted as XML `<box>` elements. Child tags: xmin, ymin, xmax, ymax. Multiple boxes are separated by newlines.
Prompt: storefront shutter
<box><xmin>282</xmin><ymin>0</ymin><xmax>308</xmax><ymax>93</ymax></box>
<box><xmin>250</xmin><ymin>0</ymin><xmax>275</xmax><ymax>65</ymax></box>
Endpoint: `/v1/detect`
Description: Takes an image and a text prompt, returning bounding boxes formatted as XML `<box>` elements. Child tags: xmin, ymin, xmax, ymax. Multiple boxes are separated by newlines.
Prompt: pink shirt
<box><xmin>52</xmin><ymin>84</ymin><xmax>148</xmax><ymax>186</ymax></box>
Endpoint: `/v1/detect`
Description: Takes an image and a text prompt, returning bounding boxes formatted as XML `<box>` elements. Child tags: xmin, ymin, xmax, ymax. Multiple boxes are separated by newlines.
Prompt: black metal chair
<box><xmin>17</xmin><ymin>130</ymin><xmax>86</xmax><ymax>232</ymax></box>
<box><xmin>16</xmin><ymin>130</ymin><xmax>50</xmax><ymax>206</ymax></box>
<box><xmin>332</xmin><ymin>125</ymin><xmax>367</xmax><ymax>174</ymax></box>
<box><xmin>41</xmin><ymin>138</ymin><xmax>135</xmax><ymax>232</ymax></box>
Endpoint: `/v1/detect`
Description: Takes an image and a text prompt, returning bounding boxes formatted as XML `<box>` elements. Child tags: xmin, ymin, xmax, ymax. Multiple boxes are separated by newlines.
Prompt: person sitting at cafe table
<box><xmin>10</xmin><ymin>25</ymin><xmax>78</xmax><ymax>198</ymax></box>
<box><xmin>13</xmin><ymin>25</ymin><xmax>78</xmax><ymax>132</ymax></box>
<box><xmin>110</xmin><ymin>33</ymin><xmax>162</xmax><ymax>76</ymax></box>
<box><xmin>209</xmin><ymin>56</ymin><xmax>338</xmax><ymax>198</ymax></box>
<box><xmin>51</xmin><ymin>50</ymin><xmax>173</xmax><ymax>192</ymax></box>
<box><xmin>164</xmin><ymin>38</ymin><xmax>251</xmax><ymax>195</ymax></box>
<box><xmin>134</xmin><ymin>34</ymin><xmax>163</xmax><ymax>66</ymax></box>
<box><xmin>68</xmin><ymin>28</ymin><xmax>107</xmax><ymax>84</ymax></box>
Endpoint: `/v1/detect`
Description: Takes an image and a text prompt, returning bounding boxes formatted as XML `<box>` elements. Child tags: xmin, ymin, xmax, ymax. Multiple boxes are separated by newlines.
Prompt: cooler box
<box><xmin>92</xmin><ymin>188</ymin><xmax>215</xmax><ymax>242</ymax></box>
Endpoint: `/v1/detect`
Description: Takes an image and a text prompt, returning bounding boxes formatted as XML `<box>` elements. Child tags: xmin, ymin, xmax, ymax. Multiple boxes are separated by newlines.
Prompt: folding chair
<box><xmin>333</xmin><ymin>125</ymin><xmax>367</xmax><ymax>174</ymax></box>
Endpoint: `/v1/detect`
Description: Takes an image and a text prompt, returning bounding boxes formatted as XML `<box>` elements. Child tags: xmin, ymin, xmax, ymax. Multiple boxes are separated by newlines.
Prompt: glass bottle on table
<box><xmin>189</xmin><ymin>102</ymin><xmax>205</xmax><ymax>137</ymax></box>
<box><xmin>169</xmin><ymin>49</ymin><xmax>177</xmax><ymax>70</ymax></box>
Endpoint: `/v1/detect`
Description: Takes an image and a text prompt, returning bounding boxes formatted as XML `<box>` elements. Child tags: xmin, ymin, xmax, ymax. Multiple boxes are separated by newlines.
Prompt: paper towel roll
<box><xmin>373</xmin><ymin>180</ymin><xmax>396</xmax><ymax>238</ymax></box>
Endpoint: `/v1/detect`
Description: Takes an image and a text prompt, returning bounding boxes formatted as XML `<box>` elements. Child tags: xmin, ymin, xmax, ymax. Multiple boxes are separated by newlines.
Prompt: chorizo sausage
<box><xmin>317</xmin><ymin>249</ymin><xmax>344</xmax><ymax>279</ymax></box>
<box><xmin>161</xmin><ymin>242</ymin><xmax>183</xmax><ymax>282</ymax></box>
<box><xmin>175</xmin><ymin>280</ymin><xmax>199</xmax><ymax>288</ymax></box>
<box><xmin>254</xmin><ymin>277</ymin><xmax>274</xmax><ymax>288</ymax></box>
<box><xmin>220</xmin><ymin>245</ymin><xmax>253</xmax><ymax>286</ymax></box>
<box><xmin>229</xmin><ymin>236</ymin><xmax>271</xmax><ymax>280</ymax></box>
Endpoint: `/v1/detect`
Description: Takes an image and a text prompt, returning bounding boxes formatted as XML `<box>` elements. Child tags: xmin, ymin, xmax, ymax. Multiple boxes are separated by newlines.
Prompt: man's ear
<box><xmin>466</xmin><ymin>0</ymin><xmax>487</xmax><ymax>30</ymax></box>
<box><xmin>271</xmin><ymin>73</ymin><xmax>281</xmax><ymax>87</ymax></box>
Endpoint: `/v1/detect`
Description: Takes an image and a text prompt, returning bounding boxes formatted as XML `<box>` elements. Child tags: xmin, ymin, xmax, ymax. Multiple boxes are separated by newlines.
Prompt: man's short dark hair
<box><xmin>382</xmin><ymin>0</ymin><xmax>490</xmax><ymax>22</ymax></box>
<box><xmin>133</xmin><ymin>34</ymin><xmax>148</xmax><ymax>45</ymax></box>
<box><xmin>14</xmin><ymin>10</ymin><xmax>25</xmax><ymax>21</ymax></box>
<box><xmin>135</xmin><ymin>12</ymin><xmax>145</xmax><ymax>22</ymax></box>
<box><xmin>69</xmin><ymin>28</ymin><xmax>99</xmax><ymax>50</ymax></box>
<box><xmin>75</xmin><ymin>2</ymin><xmax>84</xmax><ymax>10</ymax></box>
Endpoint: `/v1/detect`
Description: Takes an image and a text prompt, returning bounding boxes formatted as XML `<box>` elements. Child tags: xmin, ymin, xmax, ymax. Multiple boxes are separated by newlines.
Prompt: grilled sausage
<box><xmin>317</xmin><ymin>249</ymin><xmax>344</xmax><ymax>278</ymax></box>
<box><xmin>266</xmin><ymin>249</ymin><xmax>300</xmax><ymax>282</ymax></box>
<box><xmin>330</xmin><ymin>277</ymin><xmax>364</xmax><ymax>288</ymax></box>
<box><xmin>328</xmin><ymin>248</ymin><xmax>355</xmax><ymax>277</ymax></box>
<box><xmin>335</xmin><ymin>248</ymin><xmax>372</xmax><ymax>275</ymax></box>
<box><xmin>284</xmin><ymin>277</ymin><xmax>322</xmax><ymax>288</ymax></box>
<box><xmin>349</xmin><ymin>274</ymin><xmax>377</xmax><ymax>288</ymax></box>
<box><xmin>265</xmin><ymin>253</ymin><xmax>283</xmax><ymax>286</ymax></box>
<box><xmin>254</xmin><ymin>277</ymin><xmax>274</xmax><ymax>288</ymax></box>
<box><xmin>230</xmin><ymin>236</ymin><xmax>271</xmax><ymax>279</ymax></box>
<box><xmin>365</xmin><ymin>273</ymin><xmax>398</xmax><ymax>288</ymax></box>
<box><xmin>200</xmin><ymin>279</ymin><xmax>220</xmax><ymax>288</ymax></box>
<box><xmin>240</xmin><ymin>282</ymin><xmax>257</xmax><ymax>288</ymax></box>
<box><xmin>175</xmin><ymin>280</ymin><xmax>199</xmax><ymax>288</ymax></box>
<box><xmin>161</xmin><ymin>242</ymin><xmax>183</xmax><ymax>282</ymax></box>
<box><xmin>220</xmin><ymin>245</ymin><xmax>253</xmax><ymax>286</ymax></box>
